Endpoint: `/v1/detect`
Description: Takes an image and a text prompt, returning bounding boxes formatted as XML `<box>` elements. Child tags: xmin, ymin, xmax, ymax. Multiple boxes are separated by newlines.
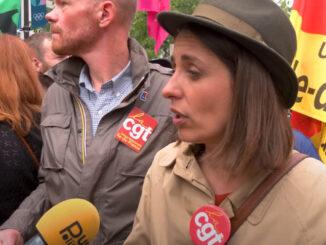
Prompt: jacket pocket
<box><xmin>115</xmin><ymin>115</ymin><xmax>175</xmax><ymax>178</ymax></box>
<box><xmin>41</xmin><ymin>114</ymin><xmax>71</xmax><ymax>169</ymax></box>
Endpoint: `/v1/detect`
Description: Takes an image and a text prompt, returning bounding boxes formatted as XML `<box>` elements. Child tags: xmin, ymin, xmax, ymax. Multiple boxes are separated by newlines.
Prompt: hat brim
<box><xmin>158</xmin><ymin>11</ymin><xmax>298</xmax><ymax>108</ymax></box>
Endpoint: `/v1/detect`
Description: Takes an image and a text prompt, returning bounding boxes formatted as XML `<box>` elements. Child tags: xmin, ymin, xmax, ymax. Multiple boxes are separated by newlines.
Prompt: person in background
<box><xmin>293</xmin><ymin>129</ymin><xmax>320</xmax><ymax>160</ymax></box>
<box><xmin>0</xmin><ymin>34</ymin><xmax>43</xmax><ymax>226</ymax></box>
<box><xmin>0</xmin><ymin>0</ymin><xmax>175</xmax><ymax>244</ymax></box>
<box><xmin>25</xmin><ymin>32</ymin><xmax>67</xmax><ymax>90</ymax></box>
<box><xmin>125</xmin><ymin>0</ymin><xmax>326</xmax><ymax>244</ymax></box>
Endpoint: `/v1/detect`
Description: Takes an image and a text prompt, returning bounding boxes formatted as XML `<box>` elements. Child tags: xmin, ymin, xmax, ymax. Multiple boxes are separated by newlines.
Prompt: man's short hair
<box><xmin>113</xmin><ymin>0</ymin><xmax>137</xmax><ymax>28</ymax></box>
<box><xmin>25</xmin><ymin>32</ymin><xmax>52</xmax><ymax>62</ymax></box>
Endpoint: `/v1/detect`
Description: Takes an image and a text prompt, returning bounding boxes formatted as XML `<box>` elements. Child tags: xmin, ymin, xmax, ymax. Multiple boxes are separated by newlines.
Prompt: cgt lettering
<box><xmin>59</xmin><ymin>221</ymin><xmax>89</xmax><ymax>245</ymax></box>
<box><xmin>195</xmin><ymin>212</ymin><xmax>224</xmax><ymax>245</ymax></box>
<box><xmin>123</xmin><ymin>118</ymin><xmax>153</xmax><ymax>141</ymax></box>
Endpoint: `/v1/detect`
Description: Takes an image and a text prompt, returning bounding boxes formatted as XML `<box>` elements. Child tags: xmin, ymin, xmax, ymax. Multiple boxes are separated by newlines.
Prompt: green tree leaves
<box><xmin>131</xmin><ymin>0</ymin><xmax>199</xmax><ymax>59</ymax></box>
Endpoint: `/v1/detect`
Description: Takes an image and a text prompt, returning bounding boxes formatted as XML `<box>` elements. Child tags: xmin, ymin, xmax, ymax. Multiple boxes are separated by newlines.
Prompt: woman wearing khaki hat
<box><xmin>125</xmin><ymin>0</ymin><xmax>326</xmax><ymax>244</ymax></box>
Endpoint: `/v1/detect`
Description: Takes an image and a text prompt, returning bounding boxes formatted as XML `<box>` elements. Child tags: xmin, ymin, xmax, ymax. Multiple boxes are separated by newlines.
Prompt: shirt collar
<box><xmin>79</xmin><ymin>61</ymin><xmax>131</xmax><ymax>92</ymax></box>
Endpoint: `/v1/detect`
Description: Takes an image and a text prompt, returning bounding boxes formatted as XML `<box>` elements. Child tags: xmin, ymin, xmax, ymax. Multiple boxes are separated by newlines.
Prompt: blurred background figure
<box><xmin>293</xmin><ymin>129</ymin><xmax>320</xmax><ymax>160</ymax></box>
<box><xmin>25</xmin><ymin>32</ymin><xmax>67</xmax><ymax>90</ymax></box>
<box><xmin>0</xmin><ymin>34</ymin><xmax>43</xmax><ymax>224</ymax></box>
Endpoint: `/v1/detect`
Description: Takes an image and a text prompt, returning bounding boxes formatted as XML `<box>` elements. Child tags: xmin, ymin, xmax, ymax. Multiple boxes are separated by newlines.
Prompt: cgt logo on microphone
<box><xmin>59</xmin><ymin>221</ymin><xmax>89</xmax><ymax>245</ymax></box>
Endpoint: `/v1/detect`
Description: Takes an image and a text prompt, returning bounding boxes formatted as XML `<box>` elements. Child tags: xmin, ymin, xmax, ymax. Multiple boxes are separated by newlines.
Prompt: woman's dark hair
<box><xmin>183</xmin><ymin>24</ymin><xmax>293</xmax><ymax>176</ymax></box>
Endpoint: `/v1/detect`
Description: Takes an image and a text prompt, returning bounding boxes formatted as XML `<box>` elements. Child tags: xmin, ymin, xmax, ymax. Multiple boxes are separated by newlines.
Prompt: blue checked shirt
<box><xmin>79</xmin><ymin>62</ymin><xmax>132</xmax><ymax>136</ymax></box>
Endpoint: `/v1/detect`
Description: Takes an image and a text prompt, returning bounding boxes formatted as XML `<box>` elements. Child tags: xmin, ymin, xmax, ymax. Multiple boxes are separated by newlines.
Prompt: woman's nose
<box><xmin>162</xmin><ymin>73</ymin><xmax>182</xmax><ymax>100</ymax></box>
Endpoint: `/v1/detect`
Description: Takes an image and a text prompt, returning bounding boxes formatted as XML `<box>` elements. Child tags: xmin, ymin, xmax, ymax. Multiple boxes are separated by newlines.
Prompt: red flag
<box><xmin>290</xmin><ymin>0</ymin><xmax>326</xmax><ymax>163</ymax></box>
<box><xmin>137</xmin><ymin>0</ymin><xmax>170</xmax><ymax>54</ymax></box>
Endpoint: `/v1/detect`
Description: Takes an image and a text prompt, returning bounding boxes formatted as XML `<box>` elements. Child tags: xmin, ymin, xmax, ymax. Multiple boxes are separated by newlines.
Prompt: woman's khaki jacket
<box><xmin>125</xmin><ymin>142</ymin><xmax>326</xmax><ymax>245</ymax></box>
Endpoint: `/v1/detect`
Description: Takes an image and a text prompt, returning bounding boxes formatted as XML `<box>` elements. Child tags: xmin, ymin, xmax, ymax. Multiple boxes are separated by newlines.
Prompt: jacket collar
<box><xmin>159</xmin><ymin>142</ymin><xmax>274</xmax><ymax>221</ymax></box>
<box><xmin>159</xmin><ymin>142</ymin><xmax>214</xmax><ymax>199</ymax></box>
<box><xmin>46</xmin><ymin>38</ymin><xmax>151</xmax><ymax>97</ymax></box>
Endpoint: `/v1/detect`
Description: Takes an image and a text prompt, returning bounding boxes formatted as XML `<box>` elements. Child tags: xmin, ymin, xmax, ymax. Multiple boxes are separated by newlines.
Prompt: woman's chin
<box><xmin>177</xmin><ymin>131</ymin><xmax>201</xmax><ymax>144</ymax></box>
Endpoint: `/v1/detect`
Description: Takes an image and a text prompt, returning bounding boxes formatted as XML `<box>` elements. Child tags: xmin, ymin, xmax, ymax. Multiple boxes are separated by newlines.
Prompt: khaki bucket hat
<box><xmin>158</xmin><ymin>0</ymin><xmax>298</xmax><ymax>108</ymax></box>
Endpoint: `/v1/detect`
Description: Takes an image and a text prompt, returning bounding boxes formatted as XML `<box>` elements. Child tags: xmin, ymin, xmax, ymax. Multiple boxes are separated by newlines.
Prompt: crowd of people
<box><xmin>0</xmin><ymin>0</ymin><xmax>325</xmax><ymax>244</ymax></box>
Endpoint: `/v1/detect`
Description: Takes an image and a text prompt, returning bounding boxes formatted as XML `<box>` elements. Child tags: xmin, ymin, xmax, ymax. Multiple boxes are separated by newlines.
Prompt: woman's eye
<box><xmin>187</xmin><ymin>69</ymin><xmax>201</xmax><ymax>80</ymax></box>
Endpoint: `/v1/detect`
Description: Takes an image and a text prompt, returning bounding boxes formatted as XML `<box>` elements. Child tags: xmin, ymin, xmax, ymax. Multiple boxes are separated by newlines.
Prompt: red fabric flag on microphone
<box><xmin>137</xmin><ymin>0</ymin><xmax>170</xmax><ymax>54</ymax></box>
<box><xmin>290</xmin><ymin>0</ymin><xmax>326</xmax><ymax>163</ymax></box>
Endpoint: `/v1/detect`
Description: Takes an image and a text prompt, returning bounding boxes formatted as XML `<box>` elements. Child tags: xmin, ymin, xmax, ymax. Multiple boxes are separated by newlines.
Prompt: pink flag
<box><xmin>137</xmin><ymin>0</ymin><xmax>170</xmax><ymax>54</ymax></box>
<box><xmin>137</xmin><ymin>0</ymin><xmax>161</xmax><ymax>12</ymax></box>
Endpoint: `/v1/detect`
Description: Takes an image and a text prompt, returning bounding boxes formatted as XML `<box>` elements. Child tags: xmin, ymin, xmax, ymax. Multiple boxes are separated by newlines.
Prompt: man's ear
<box><xmin>32</xmin><ymin>57</ymin><xmax>43</xmax><ymax>73</ymax></box>
<box><xmin>97</xmin><ymin>0</ymin><xmax>116</xmax><ymax>27</ymax></box>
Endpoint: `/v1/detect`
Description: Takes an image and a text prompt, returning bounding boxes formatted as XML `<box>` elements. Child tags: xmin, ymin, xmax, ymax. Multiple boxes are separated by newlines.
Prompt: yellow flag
<box><xmin>290</xmin><ymin>0</ymin><xmax>326</xmax><ymax>163</ymax></box>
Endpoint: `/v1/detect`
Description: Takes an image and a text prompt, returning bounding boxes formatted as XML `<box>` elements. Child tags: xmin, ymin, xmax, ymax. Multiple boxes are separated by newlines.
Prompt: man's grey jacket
<box><xmin>1</xmin><ymin>39</ymin><xmax>176</xmax><ymax>244</ymax></box>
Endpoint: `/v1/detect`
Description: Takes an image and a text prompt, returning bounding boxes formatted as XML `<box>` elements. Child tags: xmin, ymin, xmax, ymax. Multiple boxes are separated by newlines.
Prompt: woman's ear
<box><xmin>97</xmin><ymin>0</ymin><xmax>116</xmax><ymax>27</ymax></box>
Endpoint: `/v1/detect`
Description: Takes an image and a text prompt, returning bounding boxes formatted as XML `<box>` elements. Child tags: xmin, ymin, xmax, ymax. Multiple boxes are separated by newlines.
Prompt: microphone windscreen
<box><xmin>36</xmin><ymin>198</ymin><xmax>100</xmax><ymax>245</ymax></box>
<box><xmin>24</xmin><ymin>235</ymin><xmax>44</xmax><ymax>245</ymax></box>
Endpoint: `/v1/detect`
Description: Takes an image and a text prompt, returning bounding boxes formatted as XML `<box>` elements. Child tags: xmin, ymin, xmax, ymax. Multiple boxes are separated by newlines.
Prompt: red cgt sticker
<box><xmin>189</xmin><ymin>205</ymin><xmax>231</xmax><ymax>245</ymax></box>
<box><xmin>115</xmin><ymin>107</ymin><xmax>158</xmax><ymax>152</ymax></box>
